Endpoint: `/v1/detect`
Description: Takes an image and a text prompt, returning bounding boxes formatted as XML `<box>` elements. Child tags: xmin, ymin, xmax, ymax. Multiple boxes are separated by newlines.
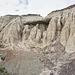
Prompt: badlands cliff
<box><xmin>0</xmin><ymin>4</ymin><xmax>75</xmax><ymax>75</ymax></box>
<box><xmin>0</xmin><ymin>5</ymin><xmax>75</xmax><ymax>53</ymax></box>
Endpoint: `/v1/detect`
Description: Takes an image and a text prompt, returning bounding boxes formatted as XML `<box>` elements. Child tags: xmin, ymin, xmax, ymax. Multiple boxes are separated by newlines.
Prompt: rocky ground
<box><xmin>0</xmin><ymin>41</ymin><xmax>75</xmax><ymax>75</ymax></box>
<box><xmin>0</xmin><ymin>44</ymin><xmax>44</xmax><ymax>75</ymax></box>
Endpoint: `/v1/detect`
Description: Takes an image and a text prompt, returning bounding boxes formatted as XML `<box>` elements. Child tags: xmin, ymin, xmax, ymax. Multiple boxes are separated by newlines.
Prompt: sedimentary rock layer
<box><xmin>0</xmin><ymin>5</ymin><xmax>75</xmax><ymax>53</ymax></box>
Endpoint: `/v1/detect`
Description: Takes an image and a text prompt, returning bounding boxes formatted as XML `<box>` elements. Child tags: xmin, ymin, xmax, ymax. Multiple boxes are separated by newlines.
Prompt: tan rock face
<box><xmin>0</xmin><ymin>5</ymin><xmax>75</xmax><ymax>75</ymax></box>
<box><xmin>47</xmin><ymin>17</ymin><xmax>57</xmax><ymax>45</ymax></box>
<box><xmin>0</xmin><ymin>5</ymin><xmax>75</xmax><ymax>53</ymax></box>
<box><xmin>0</xmin><ymin>17</ymin><xmax>22</xmax><ymax>44</ymax></box>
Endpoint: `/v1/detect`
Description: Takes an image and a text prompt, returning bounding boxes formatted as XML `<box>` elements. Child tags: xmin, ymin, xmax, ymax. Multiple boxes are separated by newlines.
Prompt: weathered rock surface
<box><xmin>0</xmin><ymin>4</ymin><xmax>75</xmax><ymax>75</ymax></box>
<box><xmin>0</xmin><ymin>5</ymin><xmax>75</xmax><ymax>53</ymax></box>
<box><xmin>1</xmin><ymin>45</ymin><xmax>44</xmax><ymax>75</ymax></box>
<box><xmin>43</xmin><ymin>41</ymin><xmax>75</xmax><ymax>75</ymax></box>
<box><xmin>59</xmin><ymin>59</ymin><xmax>75</xmax><ymax>75</ymax></box>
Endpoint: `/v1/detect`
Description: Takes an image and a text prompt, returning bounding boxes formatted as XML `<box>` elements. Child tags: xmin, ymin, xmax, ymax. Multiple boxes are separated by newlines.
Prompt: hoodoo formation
<box><xmin>0</xmin><ymin>4</ymin><xmax>75</xmax><ymax>75</ymax></box>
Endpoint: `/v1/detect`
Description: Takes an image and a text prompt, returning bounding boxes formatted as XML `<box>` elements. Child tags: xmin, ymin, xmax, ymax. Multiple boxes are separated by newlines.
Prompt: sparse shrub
<box><xmin>0</xmin><ymin>63</ymin><xmax>9</xmax><ymax>75</ymax></box>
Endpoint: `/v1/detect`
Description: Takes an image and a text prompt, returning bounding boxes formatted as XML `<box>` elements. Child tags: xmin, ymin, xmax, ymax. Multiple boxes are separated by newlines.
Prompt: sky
<box><xmin>0</xmin><ymin>0</ymin><xmax>75</xmax><ymax>17</ymax></box>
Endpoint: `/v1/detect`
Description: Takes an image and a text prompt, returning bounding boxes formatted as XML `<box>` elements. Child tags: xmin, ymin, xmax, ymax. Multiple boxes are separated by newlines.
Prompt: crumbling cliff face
<box><xmin>0</xmin><ymin>5</ymin><xmax>75</xmax><ymax>75</ymax></box>
<box><xmin>0</xmin><ymin>5</ymin><xmax>75</xmax><ymax>53</ymax></box>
